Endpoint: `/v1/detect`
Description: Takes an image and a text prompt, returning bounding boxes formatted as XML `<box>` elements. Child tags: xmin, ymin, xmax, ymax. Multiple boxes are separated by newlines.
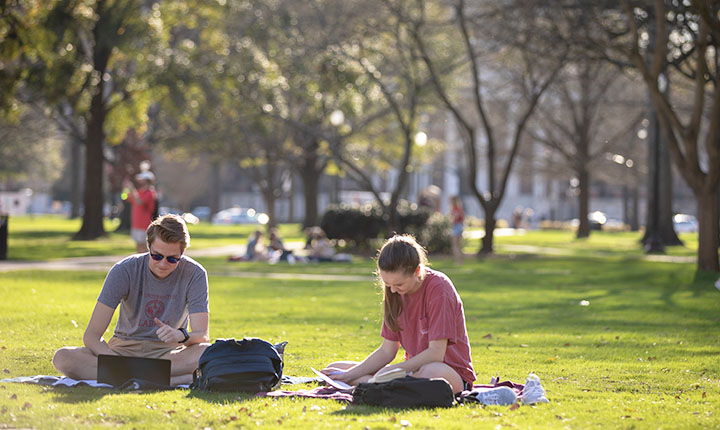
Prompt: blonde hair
<box><xmin>146</xmin><ymin>214</ymin><xmax>190</xmax><ymax>252</ymax></box>
<box><xmin>376</xmin><ymin>234</ymin><xmax>428</xmax><ymax>332</ymax></box>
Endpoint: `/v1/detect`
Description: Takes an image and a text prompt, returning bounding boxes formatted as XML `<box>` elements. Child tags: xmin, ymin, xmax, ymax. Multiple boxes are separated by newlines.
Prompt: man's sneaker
<box><xmin>468</xmin><ymin>386</ymin><xmax>517</xmax><ymax>406</ymax></box>
<box><xmin>520</xmin><ymin>373</ymin><xmax>549</xmax><ymax>404</ymax></box>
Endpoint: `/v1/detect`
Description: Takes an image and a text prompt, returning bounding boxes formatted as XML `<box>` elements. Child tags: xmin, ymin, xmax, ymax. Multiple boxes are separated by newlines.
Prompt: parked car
<box><xmin>588</xmin><ymin>211</ymin><xmax>607</xmax><ymax>230</ymax></box>
<box><xmin>211</xmin><ymin>207</ymin><xmax>268</xmax><ymax>225</ymax></box>
<box><xmin>571</xmin><ymin>211</ymin><xmax>608</xmax><ymax>230</ymax></box>
<box><xmin>673</xmin><ymin>213</ymin><xmax>698</xmax><ymax>233</ymax></box>
<box><xmin>158</xmin><ymin>206</ymin><xmax>182</xmax><ymax>216</ymax></box>
<box><xmin>191</xmin><ymin>206</ymin><xmax>211</xmax><ymax>221</ymax></box>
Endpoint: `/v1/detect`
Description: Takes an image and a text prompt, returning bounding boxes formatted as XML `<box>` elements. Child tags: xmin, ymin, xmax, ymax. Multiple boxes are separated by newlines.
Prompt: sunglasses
<box><xmin>149</xmin><ymin>251</ymin><xmax>181</xmax><ymax>264</ymax></box>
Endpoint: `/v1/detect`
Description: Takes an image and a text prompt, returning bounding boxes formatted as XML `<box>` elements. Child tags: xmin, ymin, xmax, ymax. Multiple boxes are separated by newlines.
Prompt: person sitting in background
<box><xmin>228</xmin><ymin>230</ymin><xmax>266</xmax><ymax>262</ymax></box>
<box><xmin>268</xmin><ymin>228</ymin><xmax>295</xmax><ymax>264</ymax></box>
<box><xmin>307</xmin><ymin>227</ymin><xmax>336</xmax><ymax>262</ymax></box>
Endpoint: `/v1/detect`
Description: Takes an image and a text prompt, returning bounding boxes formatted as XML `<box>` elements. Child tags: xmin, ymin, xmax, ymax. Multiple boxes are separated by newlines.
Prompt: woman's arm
<box><xmin>329</xmin><ymin>338</ymin><xmax>399</xmax><ymax>383</ymax></box>
<box><xmin>376</xmin><ymin>338</ymin><xmax>448</xmax><ymax>376</ymax></box>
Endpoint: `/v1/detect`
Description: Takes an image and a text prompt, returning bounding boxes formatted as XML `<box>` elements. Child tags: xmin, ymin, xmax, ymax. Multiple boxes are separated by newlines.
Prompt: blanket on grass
<box><xmin>0</xmin><ymin>375</ymin><xmax>318</xmax><ymax>391</ymax></box>
<box><xmin>1</xmin><ymin>373</ymin><xmax>548</xmax><ymax>405</ymax></box>
<box><xmin>260</xmin><ymin>374</ymin><xmax>549</xmax><ymax>405</ymax></box>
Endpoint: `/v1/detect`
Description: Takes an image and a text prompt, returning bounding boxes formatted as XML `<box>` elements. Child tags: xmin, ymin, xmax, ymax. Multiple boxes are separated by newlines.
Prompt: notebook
<box><xmin>97</xmin><ymin>354</ymin><xmax>171</xmax><ymax>387</ymax></box>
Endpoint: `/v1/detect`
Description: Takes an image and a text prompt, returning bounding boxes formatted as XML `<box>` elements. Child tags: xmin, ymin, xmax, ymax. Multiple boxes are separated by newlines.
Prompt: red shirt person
<box><xmin>126</xmin><ymin>171</ymin><xmax>157</xmax><ymax>253</ymax></box>
<box><xmin>322</xmin><ymin>234</ymin><xmax>476</xmax><ymax>394</ymax></box>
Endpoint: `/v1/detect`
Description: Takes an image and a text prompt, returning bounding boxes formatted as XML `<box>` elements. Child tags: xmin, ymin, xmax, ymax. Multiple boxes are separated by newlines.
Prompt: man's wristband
<box><xmin>178</xmin><ymin>327</ymin><xmax>190</xmax><ymax>343</ymax></box>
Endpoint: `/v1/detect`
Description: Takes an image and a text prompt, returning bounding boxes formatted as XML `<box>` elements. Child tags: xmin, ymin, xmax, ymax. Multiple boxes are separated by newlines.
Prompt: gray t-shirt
<box><xmin>97</xmin><ymin>253</ymin><xmax>209</xmax><ymax>341</ymax></box>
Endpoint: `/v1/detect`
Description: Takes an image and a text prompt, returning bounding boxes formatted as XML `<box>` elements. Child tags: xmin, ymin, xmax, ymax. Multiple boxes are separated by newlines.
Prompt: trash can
<box><xmin>0</xmin><ymin>214</ymin><xmax>7</xmax><ymax>260</ymax></box>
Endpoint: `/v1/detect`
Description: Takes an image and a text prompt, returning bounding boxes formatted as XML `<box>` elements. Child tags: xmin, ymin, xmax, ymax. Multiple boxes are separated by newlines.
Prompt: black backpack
<box><xmin>190</xmin><ymin>338</ymin><xmax>285</xmax><ymax>393</ymax></box>
<box><xmin>352</xmin><ymin>376</ymin><xmax>455</xmax><ymax>408</ymax></box>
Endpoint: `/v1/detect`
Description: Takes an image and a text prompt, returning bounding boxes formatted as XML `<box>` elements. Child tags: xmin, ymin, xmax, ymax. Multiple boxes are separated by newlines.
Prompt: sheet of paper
<box><xmin>311</xmin><ymin>367</ymin><xmax>352</xmax><ymax>390</ymax></box>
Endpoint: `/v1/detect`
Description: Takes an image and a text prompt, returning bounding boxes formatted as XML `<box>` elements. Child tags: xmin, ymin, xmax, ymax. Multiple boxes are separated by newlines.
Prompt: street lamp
<box><xmin>329</xmin><ymin>110</ymin><xmax>345</xmax><ymax>127</ymax></box>
<box><xmin>414</xmin><ymin>131</ymin><xmax>427</xmax><ymax>147</ymax></box>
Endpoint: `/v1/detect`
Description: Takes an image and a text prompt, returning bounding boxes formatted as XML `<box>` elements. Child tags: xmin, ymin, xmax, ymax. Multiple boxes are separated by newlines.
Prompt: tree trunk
<box><xmin>642</xmin><ymin>103</ymin><xmax>661</xmax><ymax>247</ymax></box>
<box><xmin>480</xmin><ymin>210</ymin><xmax>497</xmax><ymax>255</ymax></box>
<box><xmin>657</xmin><ymin>115</ymin><xmax>682</xmax><ymax>245</ymax></box>
<box><xmin>623</xmin><ymin>185</ymin><xmax>630</xmax><ymax>228</ymax></box>
<box><xmin>261</xmin><ymin>188</ymin><xmax>277</xmax><ymax>229</ymax></box>
<box><xmin>696</xmin><ymin>189</ymin><xmax>719</xmax><ymax>272</ymax></box>
<box><xmin>642</xmin><ymin>92</ymin><xmax>681</xmax><ymax>245</ymax></box>
<box><xmin>69</xmin><ymin>139</ymin><xmax>83</xmax><ymax>219</ymax></box>
<box><xmin>576</xmin><ymin>169</ymin><xmax>590</xmax><ymax>239</ymax></box>
<box><xmin>116</xmin><ymin>197</ymin><xmax>130</xmax><ymax>231</ymax></box>
<box><xmin>74</xmin><ymin>89</ymin><xmax>106</xmax><ymax>240</ymax></box>
<box><xmin>299</xmin><ymin>150</ymin><xmax>320</xmax><ymax>229</ymax></box>
<box><xmin>210</xmin><ymin>160</ymin><xmax>221</xmax><ymax>220</ymax></box>
<box><xmin>630</xmin><ymin>182</ymin><xmax>640</xmax><ymax>231</ymax></box>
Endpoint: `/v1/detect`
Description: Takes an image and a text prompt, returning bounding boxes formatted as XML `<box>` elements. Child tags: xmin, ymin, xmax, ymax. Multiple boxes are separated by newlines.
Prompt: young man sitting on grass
<box><xmin>53</xmin><ymin>214</ymin><xmax>210</xmax><ymax>385</ymax></box>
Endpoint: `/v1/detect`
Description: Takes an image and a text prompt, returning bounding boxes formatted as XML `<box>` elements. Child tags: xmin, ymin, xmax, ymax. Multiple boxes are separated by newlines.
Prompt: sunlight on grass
<box><xmin>5</xmin><ymin>216</ymin><xmax>307</xmax><ymax>261</ymax></box>
<box><xmin>1</xmin><ymin>251</ymin><xmax>718</xmax><ymax>428</ymax></box>
<box><xmin>0</xmin><ymin>217</ymin><xmax>717</xmax><ymax>428</ymax></box>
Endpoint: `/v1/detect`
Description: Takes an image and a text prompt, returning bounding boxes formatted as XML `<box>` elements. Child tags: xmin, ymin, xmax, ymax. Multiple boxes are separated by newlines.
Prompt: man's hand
<box><xmin>154</xmin><ymin>318</ymin><xmax>182</xmax><ymax>343</ymax></box>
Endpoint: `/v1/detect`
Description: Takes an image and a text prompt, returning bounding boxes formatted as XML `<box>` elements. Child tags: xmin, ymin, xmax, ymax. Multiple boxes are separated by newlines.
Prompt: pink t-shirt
<box><xmin>381</xmin><ymin>268</ymin><xmax>476</xmax><ymax>384</ymax></box>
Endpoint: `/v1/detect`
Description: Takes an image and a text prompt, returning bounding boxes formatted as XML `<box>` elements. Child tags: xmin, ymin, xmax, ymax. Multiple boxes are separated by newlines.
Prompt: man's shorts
<box><xmin>130</xmin><ymin>229</ymin><xmax>146</xmax><ymax>245</ymax></box>
<box><xmin>108</xmin><ymin>336</ymin><xmax>183</xmax><ymax>359</ymax></box>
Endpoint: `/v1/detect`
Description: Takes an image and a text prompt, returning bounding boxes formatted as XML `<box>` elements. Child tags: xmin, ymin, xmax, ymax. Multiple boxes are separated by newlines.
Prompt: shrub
<box><xmin>321</xmin><ymin>200</ymin><xmax>451</xmax><ymax>253</ymax></box>
<box><xmin>396</xmin><ymin>200</ymin><xmax>432</xmax><ymax>233</ymax></box>
<box><xmin>320</xmin><ymin>203</ymin><xmax>384</xmax><ymax>247</ymax></box>
<box><xmin>411</xmin><ymin>212</ymin><xmax>452</xmax><ymax>254</ymax></box>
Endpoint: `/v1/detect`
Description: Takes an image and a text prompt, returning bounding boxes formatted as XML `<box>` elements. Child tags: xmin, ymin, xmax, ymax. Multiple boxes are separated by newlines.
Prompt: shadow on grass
<box><xmin>46</xmin><ymin>386</ymin><xmax>269</xmax><ymax>405</ymax></box>
<box><xmin>46</xmin><ymin>386</ymin><xmax>113</xmax><ymax>403</ymax></box>
<box><xmin>184</xmin><ymin>390</ymin><xmax>256</xmax><ymax>404</ymax></box>
<box><xmin>690</xmin><ymin>271</ymin><xmax>720</xmax><ymax>297</ymax></box>
<box><xmin>11</xmin><ymin>231</ymin><xmax>76</xmax><ymax>240</ymax></box>
<box><xmin>330</xmin><ymin>403</ymin><xmax>454</xmax><ymax>416</ymax></box>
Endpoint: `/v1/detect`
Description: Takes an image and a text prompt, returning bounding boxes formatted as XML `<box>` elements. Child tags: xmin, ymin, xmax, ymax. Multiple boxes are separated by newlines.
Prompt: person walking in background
<box><xmin>449</xmin><ymin>195</ymin><xmax>464</xmax><ymax>264</ymax></box>
<box><xmin>124</xmin><ymin>171</ymin><xmax>157</xmax><ymax>253</ymax></box>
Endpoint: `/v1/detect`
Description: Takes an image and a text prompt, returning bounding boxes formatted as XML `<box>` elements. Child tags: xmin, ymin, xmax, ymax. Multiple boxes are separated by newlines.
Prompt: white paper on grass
<box><xmin>310</xmin><ymin>367</ymin><xmax>352</xmax><ymax>390</ymax></box>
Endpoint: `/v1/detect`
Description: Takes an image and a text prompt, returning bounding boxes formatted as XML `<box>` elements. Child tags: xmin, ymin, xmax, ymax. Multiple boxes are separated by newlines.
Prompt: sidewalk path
<box><xmin>0</xmin><ymin>245</ymin><xmax>247</xmax><ymax>273</ymax></box>
<box><xmin>0</xmin><ymin>243</ymin><xmax>374</xmax><ymax>282</ymax></box>
<box><xmin>498</xmin><ymin>244</ymin><xmax>695</xmax><ymax>263</ymax></box>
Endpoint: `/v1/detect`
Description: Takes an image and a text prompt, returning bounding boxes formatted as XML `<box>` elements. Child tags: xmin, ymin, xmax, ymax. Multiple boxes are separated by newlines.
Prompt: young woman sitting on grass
<box><xmin>322</xmin><ymin>234</ymin><xmax>476</xmax><ymax>394</ymax></box>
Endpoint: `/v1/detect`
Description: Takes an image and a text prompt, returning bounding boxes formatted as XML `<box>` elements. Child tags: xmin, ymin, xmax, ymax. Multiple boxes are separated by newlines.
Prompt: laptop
<box><xmin>97</xmin><ymin>354</ymin><xmax>171</xmax><ymax>387</ymax></box>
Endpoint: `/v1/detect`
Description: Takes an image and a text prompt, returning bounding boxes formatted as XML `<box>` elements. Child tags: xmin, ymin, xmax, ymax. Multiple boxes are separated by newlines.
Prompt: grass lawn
<box><xmin>4</xmin><ymin>215</ymin><xmax>306</xmax><ymax>260</ymax></box>
<box><xmin>1</xmin><ymin>218</ymin><xmax>718</xmax><ymax>428</ymax></box>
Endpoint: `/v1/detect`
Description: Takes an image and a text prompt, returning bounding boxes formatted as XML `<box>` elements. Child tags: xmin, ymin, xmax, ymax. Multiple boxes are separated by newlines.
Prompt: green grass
<box><xmin>1</xmin><ymin>218</ymin><xmax>718</xmax><ymax>428</ymax></box>
<box><xmin>5</xmin><ymin>215</ymin><xmax>699</xmax><ymax>262</ymax></box>
<box><xmin>4</xmin><ymin>215</ymin><xmax>306</xmax><ymax>260</ymax></box>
